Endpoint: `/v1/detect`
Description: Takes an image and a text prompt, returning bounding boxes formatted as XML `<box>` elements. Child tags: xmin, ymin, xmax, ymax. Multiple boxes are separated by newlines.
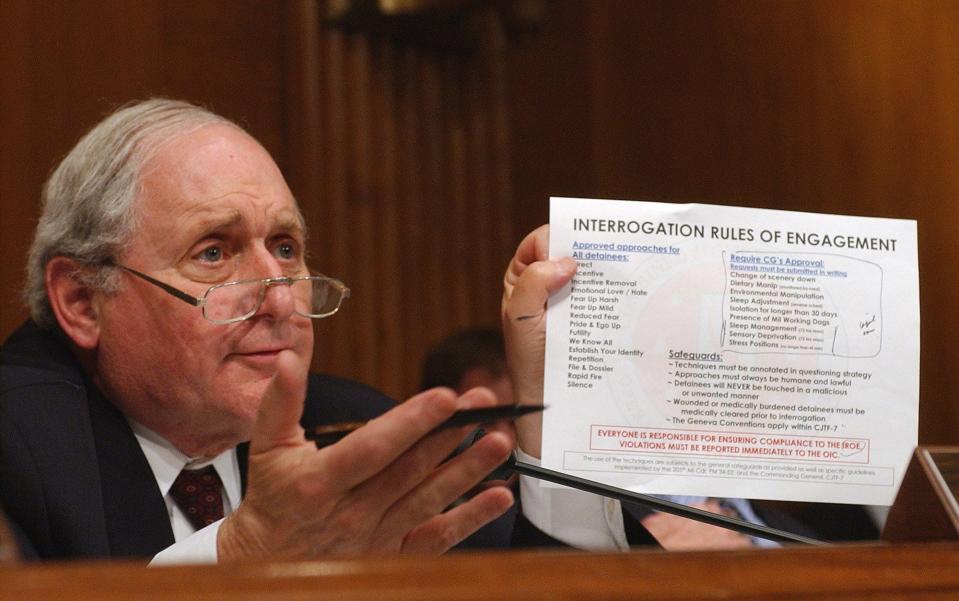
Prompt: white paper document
<box><xmin>543</xmin><ymin>197</ymin><xmax>919</xmax><ymax>505</ymax></box>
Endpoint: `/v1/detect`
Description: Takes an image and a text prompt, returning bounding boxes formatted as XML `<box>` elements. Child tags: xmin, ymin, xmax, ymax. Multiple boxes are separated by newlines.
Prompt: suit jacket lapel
<box><xmin>87</xmin><ymin>384</ymin><xmax>174</xmax><ymax>558</ymax></box>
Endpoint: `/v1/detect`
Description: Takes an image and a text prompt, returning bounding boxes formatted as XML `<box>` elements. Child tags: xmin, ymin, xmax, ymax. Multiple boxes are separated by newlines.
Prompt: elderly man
<box><xmin>1</xmin><ymin>99</ymin><xmax>569</xmax><ymax>562</ymax></box>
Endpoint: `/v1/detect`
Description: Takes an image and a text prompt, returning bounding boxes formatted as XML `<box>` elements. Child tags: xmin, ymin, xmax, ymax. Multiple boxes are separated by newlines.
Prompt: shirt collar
<box><xmin>129</xmin><ymin>420</ymin><xmax>242</xmax><ymax>512</ymax></box>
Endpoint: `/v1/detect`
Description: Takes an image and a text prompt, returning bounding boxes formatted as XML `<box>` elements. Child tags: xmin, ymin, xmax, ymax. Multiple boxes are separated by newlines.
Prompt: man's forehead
<box><xmin>132</xmin><ymin>123</ymin><xmax>307</xmax><ymax>243</ymax></box>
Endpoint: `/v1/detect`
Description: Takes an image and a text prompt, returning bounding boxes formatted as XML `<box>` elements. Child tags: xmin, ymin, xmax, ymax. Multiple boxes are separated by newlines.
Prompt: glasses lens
<box><xmin>292</xmin><ymin>277</ymin><xmax>345</xmax><ymax>317</ymax></box>
<box><xmin>202</xmin><ymin>276</ymin><xmax>346</xmax><ymax>323</ymax></box>
<box><xmin>204</xmin><ymin>280</ymin><xmax>263</xmax><ymax>322</ymax></box>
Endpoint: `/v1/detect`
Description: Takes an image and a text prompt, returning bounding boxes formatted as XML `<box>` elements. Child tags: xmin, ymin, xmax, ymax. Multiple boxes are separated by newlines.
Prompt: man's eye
<box><xmin>276</xmin><ymin>242</ymin><xmax>297</xmax><ymax>260</ymax></box>
<box><xmin>199</xmin><ymin>246</ymin><xmax>223</xmax><ymax>262</ymax></box>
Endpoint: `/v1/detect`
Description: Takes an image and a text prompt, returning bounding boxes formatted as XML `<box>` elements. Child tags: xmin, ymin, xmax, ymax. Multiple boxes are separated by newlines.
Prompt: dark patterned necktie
<box><xmin>169</xmin><ymin>465</ymin><xmax>224</xmax><ymax>531</ymax></box>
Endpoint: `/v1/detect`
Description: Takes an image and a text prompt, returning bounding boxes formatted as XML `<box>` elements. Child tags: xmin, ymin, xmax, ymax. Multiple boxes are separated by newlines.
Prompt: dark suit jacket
<box><xmin>0</xmin><ymin>321</ymin><xmax>394</xmax><ymax>560</ymax></box>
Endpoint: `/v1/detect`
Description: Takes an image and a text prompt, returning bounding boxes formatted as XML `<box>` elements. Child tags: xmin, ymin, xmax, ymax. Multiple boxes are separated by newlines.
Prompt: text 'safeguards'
<box><xmin>543</xmin><ymin>197</ymin><xmax>919</xmax><ymax>505</ymax></box>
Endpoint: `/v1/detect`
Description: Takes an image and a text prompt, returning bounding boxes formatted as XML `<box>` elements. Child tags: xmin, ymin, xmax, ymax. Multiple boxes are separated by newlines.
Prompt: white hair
<box><xmin>24</xmin><ymin>99</ymin><xmax>239</xmax><ymax>327</ymax></box>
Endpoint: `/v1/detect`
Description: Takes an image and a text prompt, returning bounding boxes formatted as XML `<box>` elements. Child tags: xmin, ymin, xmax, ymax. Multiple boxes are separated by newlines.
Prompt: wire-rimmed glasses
<box><xmin>115</xmin><ymin>265</ymin><xmax>350</xmax><ymax>324</ymax></box>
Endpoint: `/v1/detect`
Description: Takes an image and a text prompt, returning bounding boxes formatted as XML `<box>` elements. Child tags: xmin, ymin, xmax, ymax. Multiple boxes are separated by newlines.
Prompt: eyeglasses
<box><xmin>115</xmin><ymin>265</ymin><xmax>350</xmax><ymax>324</ymax></box>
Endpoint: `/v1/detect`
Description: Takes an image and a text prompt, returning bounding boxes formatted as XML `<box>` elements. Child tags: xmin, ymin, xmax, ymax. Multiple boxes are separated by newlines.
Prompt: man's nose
<box><xmin>249</xmin><ymin>249</ymin><xmax>295</xmax><ymax>320</ymax></box>
<box><xmin>256</xmin><ymin>279</ymin><xmax>296</xmax><ymax>320</ymax></box>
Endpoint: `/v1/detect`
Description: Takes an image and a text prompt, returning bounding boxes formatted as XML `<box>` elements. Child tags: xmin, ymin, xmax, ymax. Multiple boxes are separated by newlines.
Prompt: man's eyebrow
<box><xmin>189</xmin><ymin>210</ymin><xmax>245</xmax><ymax>238</ymax></box>
<box><xmin>272</xmin><ymin>214</ymin><xmax>307</xmax><ymax>238</ymax></box>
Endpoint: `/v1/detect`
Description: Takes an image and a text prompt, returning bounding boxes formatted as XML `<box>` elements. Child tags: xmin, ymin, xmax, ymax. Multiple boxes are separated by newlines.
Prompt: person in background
<box><xmin>421</xmin><ymin>328</ymin><xmax>514</xmax><ymax>406</ymax></box>
<box><xmin>420</xmin><ymin>328</ymin><xmax>519</xmax><ymax>549</ymax></box>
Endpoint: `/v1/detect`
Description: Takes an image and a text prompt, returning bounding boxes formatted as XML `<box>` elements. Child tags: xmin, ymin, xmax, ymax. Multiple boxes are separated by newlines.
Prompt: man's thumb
<box><xmin>249</xmin><ymin>350</ymin><xmax>307</xmax><ymax>453</ymax></box>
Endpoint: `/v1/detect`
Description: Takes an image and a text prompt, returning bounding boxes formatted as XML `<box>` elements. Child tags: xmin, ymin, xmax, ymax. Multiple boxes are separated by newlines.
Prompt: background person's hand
<box><xmin>501</xmin><ymin>225</ymin><xmax>576</xmax><ymax>457</ymax></box>
<box><xmin>217</xmin><ymin>351</ymin><xmax>515</xmax><ymax>560</ymax></box>
<box><xmin>640</xmin><ymin>500</ymin><xmax>754</xmax><ymax>551</ymax></box>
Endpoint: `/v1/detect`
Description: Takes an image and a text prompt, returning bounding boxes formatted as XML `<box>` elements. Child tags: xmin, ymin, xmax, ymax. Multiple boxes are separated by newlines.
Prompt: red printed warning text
<box><xmin>590</xmin><ymin>425</ymin><xmax>869</xmax><ymax>463</ymax></box>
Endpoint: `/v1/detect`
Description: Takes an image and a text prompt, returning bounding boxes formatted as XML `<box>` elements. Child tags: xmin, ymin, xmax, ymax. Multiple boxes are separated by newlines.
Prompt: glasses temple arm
<box><xmin>116</xmin><ymin>265</ymin><xmax>202</xmax><ymax>307</ymax></box>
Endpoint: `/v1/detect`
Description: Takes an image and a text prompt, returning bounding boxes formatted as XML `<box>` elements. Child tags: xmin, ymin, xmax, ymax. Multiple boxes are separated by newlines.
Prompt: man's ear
<box><xmin>45</xmin><ymin>257</ymin><xmax>102</xmax><ymax>350</ymax></box>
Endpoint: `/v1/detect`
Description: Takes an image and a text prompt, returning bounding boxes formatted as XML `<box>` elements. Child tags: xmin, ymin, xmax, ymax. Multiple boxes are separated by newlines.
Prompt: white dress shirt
<box><xmin>129</xmin><ymin>421</ymin><xmax>241</xmax><ymax>564</ymax></box>
<box><xmin>517</xmin><ymin>448</ymin><xmax>631</xmax><ymax>550</ymax></box>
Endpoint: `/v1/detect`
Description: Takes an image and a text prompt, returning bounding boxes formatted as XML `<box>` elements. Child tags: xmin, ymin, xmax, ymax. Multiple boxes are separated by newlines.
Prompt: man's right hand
<box><xmin>217</xmin><ymin>351</ymin><xmax>515</xmax><ymax>560</ymax></box>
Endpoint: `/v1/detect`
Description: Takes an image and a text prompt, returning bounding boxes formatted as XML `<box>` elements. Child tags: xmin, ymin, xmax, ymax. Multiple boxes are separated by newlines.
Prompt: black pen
<box><xmin>307</xmin><ymin>405</ymin><xmax>546</xmax><ymax>447</ymax></box>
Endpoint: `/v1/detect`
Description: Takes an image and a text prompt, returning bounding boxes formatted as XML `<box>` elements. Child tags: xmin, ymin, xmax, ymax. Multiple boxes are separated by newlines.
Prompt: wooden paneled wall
<box><xmin>0</xmin><ymin>0</ymin><xmax>516</xmax><ymax>400</ymax></box>
<box><xmin>300</xmin><ymin>5</ymin><xmax>516</xmax><ymax>394</ymax></box>
<box><xmin>509</xmin><ymin>0</ymin><xmax>959</xmax><ymax>444</ymax></box>
<box><xmin>0</xmin><ymin>0</ymin><xmax>296</xmax><ymax>333</ymax></box>
<box><xmin>4</xmin><ymin>0</ymin><xmax>959</xmax><ymax>441</ymax></box>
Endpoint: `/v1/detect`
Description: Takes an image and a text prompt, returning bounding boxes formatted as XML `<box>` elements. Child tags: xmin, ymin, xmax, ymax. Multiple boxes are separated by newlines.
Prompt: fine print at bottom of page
<box><xmin>542</xmin><ymin>197</ymin><xmax>919</xmax><ymax>505</ymax></box>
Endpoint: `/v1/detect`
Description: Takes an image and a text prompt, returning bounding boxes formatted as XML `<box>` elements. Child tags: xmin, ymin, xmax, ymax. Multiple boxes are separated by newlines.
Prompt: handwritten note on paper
<box><xmin>721</xmin><ymin>251</ymin><xmax>884</xmax><ymax>358</ymax></box>
<box><xmin>542</xmin><ymin>198</ymin><xmax>919</xmax><ymax>505</ymax></box>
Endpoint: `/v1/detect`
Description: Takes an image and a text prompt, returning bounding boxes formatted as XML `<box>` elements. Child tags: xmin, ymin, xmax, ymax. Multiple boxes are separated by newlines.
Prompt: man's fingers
<box><xmin>503</xmin><ymin>257</ymin><xmax>576</xmax><ymax>324</ymax></box>
<box><xmin>456</xmin><ymin>385</ymin><xmax>506</xmax><ymax>409</ymax></box>
<box><xmin>400</xmin><ymin>486</ymin><xmax>515</xmax><ymax>553</ymax></box>
<box><xmin>249</xmin><ymin>350</ymin><xmax>308</xmax><ymax>453</ymax></box>
<box><xmin>504</xmin><ymin>225</ymin><xmax>551</xmax><ymax>286</ymax></box>
<box><xmin>329</xmin><ymin>387</ymin><xmax>508</xmax><ymax>519</ymax></box>
<box><xmin>373</xmin><ymin>429</ymin><xmax>513</xmax><ymax>546</ymax></box>
<box><xmin>502</xmin><ymin>223</ymin><xmax>576</xmax><ymax>321</ymax></box>
<box><xmin>332</xmin><ymin>425</ymin><xmax>468</xmax><ymax>532</ymax></box>
<box><xmin>458</xmin><ymin>386</ymin><xmax>517</xmax><ymax>441</ymax></box>
<box><xmin>314</xmin><ymin>387</ymin><xmax>460</xmax><ymax>490</ymax></box>
<box><xmin>642</xmin><ymin>510</ymin><xmax>753</xmax><ymax>551</ymax></box>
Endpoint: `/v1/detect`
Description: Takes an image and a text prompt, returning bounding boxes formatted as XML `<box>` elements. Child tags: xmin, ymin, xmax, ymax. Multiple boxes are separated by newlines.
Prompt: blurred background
<box><xmin>2</xmin><ymin>0</ymin><xmax>957</xmax><ymax>443</ymax></box>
